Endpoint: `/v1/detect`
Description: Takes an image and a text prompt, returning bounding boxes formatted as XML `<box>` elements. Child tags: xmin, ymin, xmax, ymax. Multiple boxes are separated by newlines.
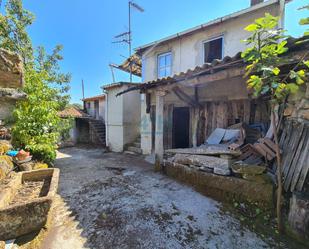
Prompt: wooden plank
<box><xmin>284</xmin><ymin>123</ymin><xmax>305</xmax><ymax>191</ymax></box>
<box><xmin>249</xmin><ymin>100</ymin><xmax>257</xmax><ymax>124</ymax></box>
<box><xmin>239</xmin><ymin>100</ymin><xmax>245</xmax><ymax>123</ymax></box>
<box><xmin>244</xmin><ymin>100</ymin><xmax>250</xmax><ymax>124</ymax></box>
<box><xmin>227</xmin><ymin>102</ymin><xmax>234</xmax><ymax>126</ymax></box>
<box><xmin>283</xmin><ymin>124</ymin><xmax>304</xmax><ymax>181</ymax></box>
<box><xmin>197</xmin><ymin>108</ymin><xmax>206</xmax><ymax>146</ymax></box>
<box><xmin>290</xmin><ymin>127</ymin><xmax>309</xmax><ymax>192</ymax></box>
<box><xmin>172</xmin><ymin>86</ymin><xmax>201</xmax><ymax>108</ymax></box>
<box><xmin>211</xmin><ymin>102</ymin><xmax>218</xmax><ymax>133</ymax></box>
<box><xmin>253</xmin><ymin>143</ymin><xmax>273</xmax><ymax>161</ymax></box>
<box><xmin>232</xmin><ymin>101</ymin><xmax>239</xmax><ymax>122</ymax></box>
<box><xmin>282</xmin><ymin>122</ymin><xmax>299</xmax><ymax>177</ymax></box>
<box><xmin>261</xmin><ymin>138</ymin><xmax>276</xmax><ymax>151</ymax></box>
<box><xmin>207</xmin><ymin>102</ymin><xmax>213</xmax><ymax>138</ymax></box>
<box><xmin>217</xmin><ymin>102</ymin><xmax>224</xmax><ymax>128</ymax></box>
<box><xmin>257</xmin><ymin>142</ymin><xmax>276</xmax><ymax>159</ymax></box>
<box><xmin>204</xmin><ymin>103</ymin><xmax>209</xmax><ymax>139</ymax></box>
<box><xmin>223</xmin><ymin>102</ymin><xmax>229</xmax><ymax>128</ymax></box>
<box><xmin>295</xmin><ymin>129</ymin><xmax>309</xmax><ymax>191</ymax></box>
<box><xmin>279</xmin><ymin>121</ymin><xmax>288</xmax><ymax>147</ymax></box>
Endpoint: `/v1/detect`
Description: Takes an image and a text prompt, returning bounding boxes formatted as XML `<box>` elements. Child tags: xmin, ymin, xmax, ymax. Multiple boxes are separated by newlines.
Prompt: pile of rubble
<box><xmin>164</xmin><ymin>122</ymin><xmax>277</xmax><ymax>183</ymax></box>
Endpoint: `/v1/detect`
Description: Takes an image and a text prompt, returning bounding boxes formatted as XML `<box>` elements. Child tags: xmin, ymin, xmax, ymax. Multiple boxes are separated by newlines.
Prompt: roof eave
<box><xmin>135</xmin><ymin>0</ymin><xmax>281</xmax><ymax>54</ymax></box>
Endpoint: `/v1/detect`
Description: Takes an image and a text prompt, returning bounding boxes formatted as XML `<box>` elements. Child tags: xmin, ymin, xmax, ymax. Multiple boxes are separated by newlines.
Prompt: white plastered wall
<box><xmin>142</xmin><ymin>4</ymin><xmax>280</xmax><ymax>82</ymax></box>
<box><xmin>105</xmin><ymin>85</ymin><xmax>141</xmax><ymax>152</ymax></box>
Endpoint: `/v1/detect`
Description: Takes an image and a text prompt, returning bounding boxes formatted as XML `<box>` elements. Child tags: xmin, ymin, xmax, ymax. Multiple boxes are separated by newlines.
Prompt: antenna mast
<box><xmin>113</xmin><ymin>1</ymin><xmax>144</xmax><ymax>82</ymax></box>
<box><xmin>82</xmin><ymin>79</ymin><xmax>85</xmax><ymax>99</ymax></box>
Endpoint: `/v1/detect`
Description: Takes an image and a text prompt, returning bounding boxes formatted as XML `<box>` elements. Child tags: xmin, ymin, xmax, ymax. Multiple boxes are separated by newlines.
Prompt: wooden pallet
<box><xmin>280</xmin><ymin>121</ymin><xmax>309</xmax><ymax>192</ymax></box>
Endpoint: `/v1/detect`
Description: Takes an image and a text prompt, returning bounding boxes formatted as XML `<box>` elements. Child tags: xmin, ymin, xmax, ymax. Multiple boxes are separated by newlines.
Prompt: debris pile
<box><xmin>164</xmin><ymin>122</ymin><xmax>277</xmax><ymax>182</ymax></box>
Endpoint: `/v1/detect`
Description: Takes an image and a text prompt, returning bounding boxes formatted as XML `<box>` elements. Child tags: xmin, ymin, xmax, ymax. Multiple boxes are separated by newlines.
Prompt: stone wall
<box><xmin>284</xmin><ymin>83</ymin><xmax>309</xmax><ymax>122</ymax></box>
<box><xmin>0</xmin><ymin>49</ymin><xmax>24</xmax><ymax>88</ymax></box>
<box><xmin>0</xmin><ymin>49</ymin><xmax>25</xmax><ymax>121</ymax></box>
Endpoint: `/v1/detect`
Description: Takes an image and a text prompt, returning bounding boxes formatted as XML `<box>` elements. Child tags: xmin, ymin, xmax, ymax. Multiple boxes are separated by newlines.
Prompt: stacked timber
<box><xmin>280</xmin><ymin>120</ymin><xmax>309</xmax><ymax>192</ymax></box>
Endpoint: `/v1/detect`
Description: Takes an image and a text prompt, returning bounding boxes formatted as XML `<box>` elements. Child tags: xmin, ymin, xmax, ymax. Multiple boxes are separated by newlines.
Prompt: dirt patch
<box><xmin>47</xmin><ymin>147</ymin><xmax>301</xmax><ymax>249</ymax></box>
<box><xmin>9</xmin><ymin>179</ymin><xmax>50</xmax><ymax>206</ymax></box>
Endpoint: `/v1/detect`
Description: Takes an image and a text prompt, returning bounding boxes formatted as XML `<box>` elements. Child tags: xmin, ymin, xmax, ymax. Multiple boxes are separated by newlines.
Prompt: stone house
<box><xmin>120</xmin><ymin>0</ymin><xmax>287</xmax><ymax>157</ymax></box>
<box><xmin>102</xmin><ymin>82</ymin><xmax>141</xmax><ymax>153</ymax></box>
<box><xmin>0</xmin><ymin>49</ymin><xmax>26</xmax><ymax>122</ymax></box>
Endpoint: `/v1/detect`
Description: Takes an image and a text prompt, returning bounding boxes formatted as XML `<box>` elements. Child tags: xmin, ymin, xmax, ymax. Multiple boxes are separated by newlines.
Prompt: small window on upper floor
<box><xmin>157</xmin><ymin>52</ymin><xmax>172</xmax><ymax>78</ymax></box>
<box><xmin>204</xmin><ymin>37</ymin><xmax>223</xmax><ymax>63</ymax></box>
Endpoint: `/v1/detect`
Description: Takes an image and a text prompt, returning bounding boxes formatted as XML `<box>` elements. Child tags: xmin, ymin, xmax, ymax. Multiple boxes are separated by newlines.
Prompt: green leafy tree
<box><xmin>0</xmin><ymin>0</ymin><xmax>71</xmax><ymax>163</ymax></box>
<box><xmin>242</xmin><ymin>13</ymin><xmax>309</xmax><ymax>233</ymax></box>
<box><xmin>0</xmin><ymin>0</ymin><xmax>34</xmax><ymax>64</ymax></box>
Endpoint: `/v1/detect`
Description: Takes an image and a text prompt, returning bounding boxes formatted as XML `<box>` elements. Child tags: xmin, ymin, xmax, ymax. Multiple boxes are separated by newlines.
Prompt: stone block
<box><xmin>288</xmin><ymin>192</ymin><xmax>309</xmax><ymax>241</ymax></box>
<box><xmin>0</xmin><ymin>49</ymin><xmax>24</xmax><ymax>88</ymax></box>
<box><xmin>298</xmin><ymin>109</ymin><xmax>309</xmax><ymax>121</ymax></box>
<box><xmin>214</xmin><ymin>167</ymin><xmax>231</xmax><ymax>176</ymax></box>
<box><xmin>284</xmin><ymin>105</ymin><xmax>294</xmax><ymax>116</ymax></box>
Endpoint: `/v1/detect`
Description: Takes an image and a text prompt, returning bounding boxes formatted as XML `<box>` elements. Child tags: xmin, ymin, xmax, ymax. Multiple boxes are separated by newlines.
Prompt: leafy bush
<box><xmin>12</xmin><ymin>69</ymin><xmax>61</xmax><ymax>163</ymax></box>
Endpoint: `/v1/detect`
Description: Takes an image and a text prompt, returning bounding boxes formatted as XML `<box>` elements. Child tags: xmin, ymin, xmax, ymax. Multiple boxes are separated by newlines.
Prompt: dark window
<box><xmin>204</xmin><ymin>37</ymin><xmax>223</xmax><ymax>63</ymax></box>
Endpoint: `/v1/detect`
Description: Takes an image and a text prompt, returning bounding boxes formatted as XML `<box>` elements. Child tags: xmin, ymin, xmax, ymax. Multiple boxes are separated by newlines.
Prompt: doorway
<box><xmin>173</xmin><ymin>107</ymin><xmax>190</xmax><ymax>148</ymax></box>
<box><xmin>94</xmin><ymin>100</ymin><xmax>99</xmax><ymax>120</ymax></box>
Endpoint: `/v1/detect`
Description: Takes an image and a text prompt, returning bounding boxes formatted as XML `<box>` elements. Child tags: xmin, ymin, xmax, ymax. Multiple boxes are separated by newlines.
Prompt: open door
<box><xmin>173</xmin><ymin>107</ymin><xmax>190</xmax><ymax>148</ymax></box>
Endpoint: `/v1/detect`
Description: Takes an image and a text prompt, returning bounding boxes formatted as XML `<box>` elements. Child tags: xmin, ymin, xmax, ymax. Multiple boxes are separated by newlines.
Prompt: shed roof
<box><xmin>110</xmin><ymin>54</ymin><xmax>142</xmax><ymax>77</ymax></box>
<box><xmin>102</xmin><ymin>82</ymin><xmax>140</xmax><ymax>91</ymax></box>
<box><xmin>58</xmin><ymin>107</ymin><xmax>87</xmax><ymax>118</ymax></box>
<box><xmin>82</xmin><ymin>94</ymin><xmax>106</xmax><ymax>102</ymax></box>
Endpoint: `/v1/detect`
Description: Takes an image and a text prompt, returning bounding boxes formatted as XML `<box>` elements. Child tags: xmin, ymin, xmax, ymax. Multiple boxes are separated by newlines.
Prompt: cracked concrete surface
<box><xmin>42</xmin><ymin>147</ymin><xmax>289</xmax><ymax>249</ymax></box>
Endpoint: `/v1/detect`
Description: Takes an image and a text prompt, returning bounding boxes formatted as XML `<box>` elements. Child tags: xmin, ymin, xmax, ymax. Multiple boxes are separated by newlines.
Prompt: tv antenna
<box><xmin>113</xmin><ymin>1</ymin><xmax>144</xmax><ymax>82</ymax></box>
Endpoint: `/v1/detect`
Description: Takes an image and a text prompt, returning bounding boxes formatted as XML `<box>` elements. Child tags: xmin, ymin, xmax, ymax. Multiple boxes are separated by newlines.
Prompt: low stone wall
<box><xmin>0</xmin><ymin>169</ymin><xmax>59</xmax><ymax>240</ymax></box>
<box><xmin>163</xmin><ymin>161</ymin><xmax>274</xmax><ymax>209</ymax></box>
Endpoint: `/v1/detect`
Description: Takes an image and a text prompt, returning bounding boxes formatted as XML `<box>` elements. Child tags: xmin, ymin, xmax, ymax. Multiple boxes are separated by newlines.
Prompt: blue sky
<box><xmin>7</xmin><ymin>0</ymin><xmax>309</xmax><ymax>103</ymax></box>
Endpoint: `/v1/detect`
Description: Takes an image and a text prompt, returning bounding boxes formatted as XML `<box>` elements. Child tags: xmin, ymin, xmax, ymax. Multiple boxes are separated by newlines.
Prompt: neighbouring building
<box><xmin>58</xmin><ymin>106</ymin><xmax>88</xmax><ymax>147</ymax></box>
<box><xmin>82</xmin><ymin>94</ymin><xmax>106</xmax><ymax>121</ymax></box>
<box><xmin>102</xmin><ymin>82</ymin><xmax>141</xmax><ymax>153</ymax></box>
<box><xmin>0</xmin><ymin>49</ymin><xmax>26</xmax><ymax>121</ymax></box>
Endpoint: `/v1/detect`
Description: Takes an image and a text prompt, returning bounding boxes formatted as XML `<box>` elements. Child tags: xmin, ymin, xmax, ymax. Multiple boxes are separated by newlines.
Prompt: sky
<box><xmin>2</xmin><ymin>0</ymin><xmax>308</xmax><ymax>103</ymax></box>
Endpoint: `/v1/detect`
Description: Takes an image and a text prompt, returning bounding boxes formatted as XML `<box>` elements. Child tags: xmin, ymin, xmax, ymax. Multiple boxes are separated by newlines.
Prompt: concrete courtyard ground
<box><xmin>40</xmin><ymin>146</ymin><xmax>296</xmax><ymax>249</ymax></box>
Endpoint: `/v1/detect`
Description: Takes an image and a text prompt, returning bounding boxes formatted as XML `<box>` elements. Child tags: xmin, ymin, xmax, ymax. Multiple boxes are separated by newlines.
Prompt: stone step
<box><xmin>96</xmin><ymin>130</ymin><xmax>106</xmax><ymax>134</ymax></box>
<box><xmin>124</xmin><ymin>150</ymin><xmax>137</xmax><ymax>155</ymax></box>
<box><xmin>92</xmin><ymin>124</ymin><xmax>105</xmax><ymax>129</ymax></box>
<box><xmin>133</xmin><ymin>142</ymin><xmax>141</xmax><ymax>148</ymax></box>
<box><xmin>127</xmin><ymin>146</ymin><xmax>142</xmax><ymax>154</ymax></box>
